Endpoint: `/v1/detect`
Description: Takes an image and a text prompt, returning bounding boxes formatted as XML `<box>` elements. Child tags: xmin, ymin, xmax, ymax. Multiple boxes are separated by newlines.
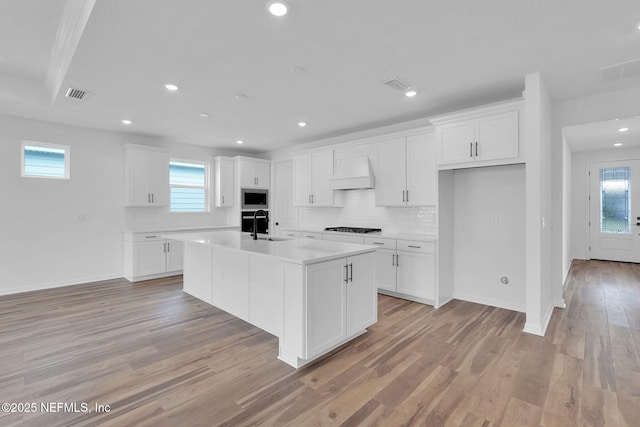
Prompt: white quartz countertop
<box><xmin>165</xmin><ymin>230</ymin><xmax>376</xmax><ymax>265</ymax></box>
<box><xmin>124</xmin><ymin>225</ymin><xmax>239</xmax><ymax>234</ymax></box>
<box><xmin>283</xmin><ymin>227</ymin><xmax>436</xmax><ymax>242</ymax></box>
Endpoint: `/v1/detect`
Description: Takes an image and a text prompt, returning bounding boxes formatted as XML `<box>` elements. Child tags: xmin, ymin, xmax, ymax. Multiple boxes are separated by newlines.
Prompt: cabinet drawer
<box><xmin>323</xmin><ymin>233</ymin><xmax>364</xmax><ymax>244</ymax></box>
<box><xmin>363</xmin><ymin>237</ymin><xmax>396</xmax><ymax>250</ymax></box>
<box><xmin>397</xmin><ymin>240</ymin><xmax>435</xmax><ymax>254</ymax></box>
<box><xmin>130</xmin><ymin>233</ymin><xmax>165</xmax><ymax>242</ymax></box>
<box><xmin>301</xmin><ymin>231</ymin><xmax>323</xmax><ymax>239</ymax></box>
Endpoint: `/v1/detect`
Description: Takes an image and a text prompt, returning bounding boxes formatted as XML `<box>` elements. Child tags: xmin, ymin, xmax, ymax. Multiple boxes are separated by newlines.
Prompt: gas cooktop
<box><xmin>324</xmin><ymin>227</ymin><xmax>382</xmax><ymax>234</ymax></box>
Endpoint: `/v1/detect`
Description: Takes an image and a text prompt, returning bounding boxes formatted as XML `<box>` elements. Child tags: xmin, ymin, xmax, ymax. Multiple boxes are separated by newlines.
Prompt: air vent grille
<box><xmin>65</xmin><ymin>87</ymin><xmax>89</xmax><ymax>100</ymax></box>
<box><xmin>383</xmin><ymin>77</ymin><xmax>412</xmax><ymax>91</ymax></box>
<box><xmin>598</xmin><ymin>59</ymin><xmax>640</xmax><ymax>84</ymax></box>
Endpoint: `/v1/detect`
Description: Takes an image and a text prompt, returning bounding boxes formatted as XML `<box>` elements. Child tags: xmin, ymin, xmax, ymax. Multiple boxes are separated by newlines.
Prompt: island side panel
<box><xmin>183</xmin><ymin>242</ymin><xmax>213</xmax><ymax>304</ymax></box>
<box><xmin>249</xmin><ymin>255</ymin><xmax>284</xmax><ymax>337</ymax></box>
<box><xmin>280</xmin><ymin>262</ymin><xmax>305</xmax><ymax>366</ymax></box>
<box><xmin>211</xmin><ymin>246</ymin><xmax>250</xmax><ymax>322</ymax></box>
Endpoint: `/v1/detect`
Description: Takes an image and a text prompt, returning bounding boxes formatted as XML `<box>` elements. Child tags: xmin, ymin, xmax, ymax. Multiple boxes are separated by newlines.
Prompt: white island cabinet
<box><xmin>166</xmin><ymin>231</ymin><xmax>377</xmax><ymax>369</ymax></box>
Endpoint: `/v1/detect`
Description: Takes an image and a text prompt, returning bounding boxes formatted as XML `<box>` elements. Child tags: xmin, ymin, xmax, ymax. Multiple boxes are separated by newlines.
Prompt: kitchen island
<box><xmin>165</xmin><ymin>231</ymin><xmax>377</xmax><ymax>368</ymax></box>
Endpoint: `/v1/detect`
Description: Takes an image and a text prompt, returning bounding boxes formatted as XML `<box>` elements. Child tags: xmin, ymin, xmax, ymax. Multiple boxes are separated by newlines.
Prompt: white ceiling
<box><xmin>1</xmin><ymin>0</ymin><xmax>640</xmax><ymax>153</ymax></box>
<box><xmin>564</xmin><ymin>115</ymin><xmax>640</xmax><ymax>152</ymax></box>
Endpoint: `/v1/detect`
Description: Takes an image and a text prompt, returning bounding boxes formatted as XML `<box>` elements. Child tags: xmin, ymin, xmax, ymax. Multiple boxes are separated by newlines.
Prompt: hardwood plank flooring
<box><xmin>1</xmin><ymin>260</ymin><xmax>639</xmax><ymax>426</ymax></box>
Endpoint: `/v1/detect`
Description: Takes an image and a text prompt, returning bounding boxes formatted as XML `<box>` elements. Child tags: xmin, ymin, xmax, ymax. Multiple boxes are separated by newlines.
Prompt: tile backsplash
<box><xmin>298</xmin><ymin>189</ymin><xmax>436</xmax><ymax>235</ymax></box>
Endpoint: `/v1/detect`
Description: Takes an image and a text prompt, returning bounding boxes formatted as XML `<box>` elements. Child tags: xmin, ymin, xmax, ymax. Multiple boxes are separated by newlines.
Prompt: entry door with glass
<box><xmin>589</xmin><ymin>160</ymin><xmax>640</xmax><ymax>262</ymax></box>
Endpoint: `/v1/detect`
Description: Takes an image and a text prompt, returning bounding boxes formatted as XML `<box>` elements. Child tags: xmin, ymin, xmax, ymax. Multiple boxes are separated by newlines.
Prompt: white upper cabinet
<box><xmin>375</xmin><ymin>132</ymin><xmax>436</xmax><ymax>207</ymax></box>
<box><xmin>293</xmin><ymin>149</ymin><xmax>334</xmax><ymax>207</ymax></box>
<box><xmin>124</xmin><ymin>145</ymin><xmax>169</xmax><ymax>207</ymax></box>
<box><xmin>432</xmin><ymin>100</ymin><xmax>522</xmax><ymax>169</ymax></box>
<box><xmin>214</xmin><ymin>156</ymin><xmax>234</xmax><ymax>207</ymax></box>
<box><xmin>238</xmin><ymin>157</ymin><xmax>270</xmax><ymax>188</ymax></box>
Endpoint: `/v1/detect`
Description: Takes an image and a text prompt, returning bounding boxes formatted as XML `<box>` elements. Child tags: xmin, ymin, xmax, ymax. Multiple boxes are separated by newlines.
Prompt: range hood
<box><xmin>329</xmin><ymin>156</ymin><xmax>375</xmax><ymax>190</ymax></box>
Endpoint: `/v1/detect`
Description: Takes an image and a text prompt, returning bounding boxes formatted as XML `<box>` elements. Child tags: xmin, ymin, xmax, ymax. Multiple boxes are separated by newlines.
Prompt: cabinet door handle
<box><xmin>475</xmin><ymin>142</ymin><xmax>478</xmax><ymax>157</ymax></box>
<box><xmin>151</xmin><ymin>193</ymin><xmax>154</xmax><ymax>203</ymax></box>
<box><xmin>349</xmin><ymin>263</ymin><xmax>353</xmax><ymax>282</ymax></box>
<box><xmin>167</xmin><ymin>242</ymin><xmax>170</xmax><ymax>252</ymax></box>
<box><xmin>148</xmin><ymin>193</ymin><xmax>151</xmax><ymax>203</ymax></box>
<box><xmin>395</xmin><ymin>254</ymin><xmax>399</xmax><ymax>266</ymax></box>
<box><xmin>373</xmin><ymin>242</ymin><xmax>384</xmax><ymax>245</ymax></box>
<box><xmin>402</xmin><ymin>190</ymin><xmax>405</xmax><ymax>202</ymax></box>
<box><xmin>470</xmin><ymin>142</ymin><xmax>473</xmax><ymax>157</ymax></box>
<box><xmin>308</xmin><ymin>194</ymin><xmax>311</xmax><ymax>204</ymax></box>
<box><xmin>344</xmin><ymin>264</ymin><xmax>349</xmax><ymax>284</ymax></box>
<box><xmin>408</xmin><ymin>245</ymin><xmax>421</xmax><ymax>248</ymax></box>
<box><xmin>222</xmin><ymin>195</ymin><xmax>225</xmax><ymax>204</ymax></box>
<box><xmin>311</xmin><ymin>194</ymin><xmax>314</xmax><ymax>204</ymax></box>
<box><xmin>146</xmin><ymin>235</ymin><xmax>158</xmax><ymax>239</ymax></box>
<box><xmin>392</xmin><ymin>253</ymin><xmax>395</xmax><ymax>266</ymax></box>
<box><xmin>406</xmin><ymin>190</ymin><xmax>409</xmax><ymax>202</ymax></box>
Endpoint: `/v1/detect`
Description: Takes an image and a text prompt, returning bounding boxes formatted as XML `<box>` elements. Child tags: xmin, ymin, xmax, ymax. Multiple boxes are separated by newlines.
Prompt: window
<box><xmin>599</xmin><ymin>167</ymin><xmax>631</xmax><ymax>234</ymax></box>
<box><xmin>21</xmin><ymin>141</ymin><xmax>70</xmax><ymax>179</ymax></box>
<box><xmin>169</xmin><ymin>160</ymin><xmax>208</xmax><ymax>212</ymax></box>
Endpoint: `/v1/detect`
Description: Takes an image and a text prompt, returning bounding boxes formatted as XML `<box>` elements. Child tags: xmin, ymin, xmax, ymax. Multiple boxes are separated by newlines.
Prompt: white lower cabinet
<box><xmin>396</xmin><ymin>248</ymin><xmax>435</xmax><ymax>301</ymax></box>
<box><xmin>304</xmin><ymin>252</ymin><xmax>376</xmax><ymax>359</ymax></box>
<box><xmin>364</xmin><ymin>237</ymin><xmax>436</xmax><ymax>303</ymax></box>
<box><xmin>124</xmin><ymin>233</ymin><xmax>183</xmax><ymax>282</ymax></box>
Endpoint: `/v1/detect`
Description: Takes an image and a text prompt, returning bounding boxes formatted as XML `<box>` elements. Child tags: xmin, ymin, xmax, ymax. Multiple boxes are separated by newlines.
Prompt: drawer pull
<box><xmin>372</xmin><ymin>242</ymin><xmax>384</xmax><ymax>245</ymax></box>
<box><xmin>146</xmin><ymin>235</ymin><xmax>158</xmax><ymax>239</ymax></box>
<box><xmin>408</xmin><ymin>245</ymin><xmax>421</xmax><ymax>248</ymax></box>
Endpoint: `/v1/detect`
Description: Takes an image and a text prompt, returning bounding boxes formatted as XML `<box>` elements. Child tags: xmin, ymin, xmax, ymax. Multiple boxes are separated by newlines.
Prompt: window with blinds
<box><xmin>21</xmin><ymin>142</ymin><xmax>70</xmax><ymax>179</ymax></box>
<box><xmin>169</xmin><ymin>160</ymin><xmax>208</xmax><ymax>212</ymax></box>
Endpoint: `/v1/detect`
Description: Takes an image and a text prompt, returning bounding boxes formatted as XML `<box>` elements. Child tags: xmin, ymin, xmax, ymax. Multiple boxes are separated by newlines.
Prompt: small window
<box><xmin>169</xmin><ymin>160</ymin><xmax>208</xmax><ymax>212</ymax></box>
<box><xmin>21</xmin><ymin>141</ymin><xmax>70</xmax><ymax>179</ymax></box>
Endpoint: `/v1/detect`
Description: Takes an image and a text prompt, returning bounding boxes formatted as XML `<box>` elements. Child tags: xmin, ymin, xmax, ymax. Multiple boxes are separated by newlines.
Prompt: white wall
<box><xmin>571</xmin><ymin>146</ymin><xmax>640</xmax><ymax>259</ymax></box>
<box><xmin>524</xmin><ymin>72</ymin><xmax>554</xmax><ymax>336</ymax></box>
<box><xmin>0</xmin><ymin>115</ymin><xmax>126</xmax><ymax>294</ymax></box>
<box><xmin>452</xmin><ymin>165</ymin><xmax>526</xmax><ymax>311</ymax></box>
<box><xmin>561</xmin><ymin>135</ymin><xmax>572</xmax><ymax>284</ymax></box>
<box><xmin>0</xmin><ymin>114</ymin><xmax>242</xmax><ymax>295</ymax></box>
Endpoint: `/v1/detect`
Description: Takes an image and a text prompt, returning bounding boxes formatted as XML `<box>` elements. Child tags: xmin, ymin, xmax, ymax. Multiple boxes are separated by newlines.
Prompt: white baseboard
<box><xmin>523</xmin><ymin>302</ymin><xmax>554</xmax><ymax>336</ymax></box>
<box><xmin>0</xmin><ymin>273</ymin><xmax>123</xmax><ymax>296</ymax></box>
<box><xmin>452</xmin><ymin>292</ymin><xmax>525</xmax><ymax>313</ymax></box>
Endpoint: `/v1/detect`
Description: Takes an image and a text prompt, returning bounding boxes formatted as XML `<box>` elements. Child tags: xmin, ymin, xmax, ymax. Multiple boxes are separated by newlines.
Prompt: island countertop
<box><xmin>164</xmin><ymin>230</ymin><xmax>376</xmax><ymax>265</ymax></box>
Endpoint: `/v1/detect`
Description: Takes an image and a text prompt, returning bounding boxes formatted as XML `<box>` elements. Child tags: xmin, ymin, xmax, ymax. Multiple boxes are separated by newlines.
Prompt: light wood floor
<box><xmin>1</xmin><ymin>260</ymin><xmax>639</xmax><ymax>426</ymax></box>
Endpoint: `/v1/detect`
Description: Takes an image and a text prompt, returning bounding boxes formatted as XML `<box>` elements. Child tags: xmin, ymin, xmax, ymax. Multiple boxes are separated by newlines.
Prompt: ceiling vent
<box><xmin>383</xmin><ymin>77</ymin><xmax>412</xmax><ymax>91</ymax></box>
<box><xmin>65</xmin><ymin>87</ymin><xmax>89</xmax><ymax>100</ymax></box>
<box><xmin>598</xmin><ymin>59</ymin><xmax>640</xmax><ymax>84</ymax></box>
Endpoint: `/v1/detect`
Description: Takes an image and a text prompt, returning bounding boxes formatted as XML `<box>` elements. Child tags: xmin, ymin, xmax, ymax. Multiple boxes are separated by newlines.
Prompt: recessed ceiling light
<box><xmin>235</xmin><ymin>94</ymin><xmax>248</xmax><ymax>101</ymax></box>
<box><xmin>199</xmin><ymin>113</ymin><xmax>209</xmax><ymax>118</ymax></box>
<box><xmin>618</xmin><ymin>127</ymin><xmax>630</xmax><ymax>132</ymax></box>
<box><xmin>164</xmin><ymin>83</ymin><xmax>179</xmax><ymax>91</ymax></box>
<box><xmin>405</xmin><ymin>90</ymin><xmax>417</xmax><ymax>97</ymax></box>
<box><xmin>121</xmin><ymin>119</ymin><xmax>132</xmax><ymax>125</ymax></box>
<box><xmin>236</xmin><ymin>140</ymin><xmax>244</xmax><ymax>144</ymax></box>
<box><xmin>298</xmin><ymin>122</ymin><xmax>307</xmax><ymax>127</ymax></box>
<box><xmin>614</xmin><ymin>142</ymin><xmax>623</xmax><ymax>147</ymax></box>
<box><xmin>267</xmin><ymin>1</ymin><xmax>288</xmax><ymax>16</ymax></box>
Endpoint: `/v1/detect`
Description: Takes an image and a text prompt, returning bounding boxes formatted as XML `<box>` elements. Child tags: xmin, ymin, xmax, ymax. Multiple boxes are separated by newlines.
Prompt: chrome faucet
<box><xmin>252</xmin><ymin>209</ymin><xmax>268</xmax><ymax>240</ymax></box>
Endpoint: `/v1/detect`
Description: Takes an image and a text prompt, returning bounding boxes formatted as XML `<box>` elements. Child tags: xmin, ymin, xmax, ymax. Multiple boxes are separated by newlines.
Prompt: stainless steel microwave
<box><xmin>241</xmin><ymin>189</ymin><xmax>268</xmax><ymax>210</ymax></box>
